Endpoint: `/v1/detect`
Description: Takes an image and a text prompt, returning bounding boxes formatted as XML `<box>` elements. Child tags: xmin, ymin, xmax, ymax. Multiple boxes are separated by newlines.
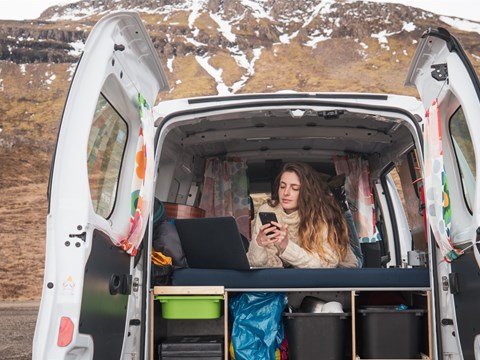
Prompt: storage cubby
<box><xmin>152</xmin><ymin>286</ymin><xmax>228</xmax><ymax>360</ymax></box>
<box><xmin>152</xmin><ymin>287</ymin><xmax>431</xmax><ymax>360</ymax></box>
<box><xmin>353</xmin><ymin>290</ymin><xmax>431</xmax><ymax>360</ymax></box>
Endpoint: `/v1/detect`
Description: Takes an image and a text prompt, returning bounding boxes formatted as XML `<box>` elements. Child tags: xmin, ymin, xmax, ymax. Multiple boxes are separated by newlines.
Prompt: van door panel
<box><xmin>33</xmin><ymin>12</ymin><xmax>167</xmax><ymax>359</ymax></box>
<box><xmin>407</xmin><ymin>27</ymin><xmax>480</xmax><ymax>358</ymax></box>
<box><xmin>79</xmin><ymin>230</ymin><xmax>130</xmax><ymax>360</ymax></box>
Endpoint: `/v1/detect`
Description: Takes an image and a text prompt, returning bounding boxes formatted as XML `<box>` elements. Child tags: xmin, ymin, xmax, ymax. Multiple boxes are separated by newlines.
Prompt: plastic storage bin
<box><xmin>284</xmin><ymin>312</ymin><xmax>351</xmax><ymax>360</ymax></box>
<box><xmin>357</xmin><ymin>306</ymin><xmax>426</xmax><ymax>359</ymax></box>
<box><xmin>159</xmin><ymin>336</ymin><xmax>223</xmax><ymax>360</ymax></box>
<box><xmin>156</xmin><ymin>295</ymin><xmax>223</xmax><ymax>319</ymax></box>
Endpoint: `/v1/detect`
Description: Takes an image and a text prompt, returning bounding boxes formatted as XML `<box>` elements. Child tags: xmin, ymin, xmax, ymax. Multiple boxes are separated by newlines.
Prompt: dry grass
<box><xmin>0</xmin><ymin>145</ymin><xmax>51</xmax><ymax>300</ymax></box>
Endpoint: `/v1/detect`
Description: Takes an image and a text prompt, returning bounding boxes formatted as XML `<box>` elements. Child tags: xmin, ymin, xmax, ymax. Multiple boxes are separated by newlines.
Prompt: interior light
<box><xmin>289</xmin><ymin>109</ymin><xmax>305</xmax><ymax>118</ymax></box>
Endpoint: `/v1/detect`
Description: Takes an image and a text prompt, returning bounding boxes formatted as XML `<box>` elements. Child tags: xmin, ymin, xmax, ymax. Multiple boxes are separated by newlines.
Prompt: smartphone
<box><xmin>259</xmin><ymin>212</ymin><xmax>279</xmax><ymax>236</ymax></box>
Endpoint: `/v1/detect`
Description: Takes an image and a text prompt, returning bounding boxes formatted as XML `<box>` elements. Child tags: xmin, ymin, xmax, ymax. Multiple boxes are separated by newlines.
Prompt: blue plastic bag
<box><xmin>229</xmin><ymin>292</ymin><xmax>287</xmax><ymax>360</ymax></box>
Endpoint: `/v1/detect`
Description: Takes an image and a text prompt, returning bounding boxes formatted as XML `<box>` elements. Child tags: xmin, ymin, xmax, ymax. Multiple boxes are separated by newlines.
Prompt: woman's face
<box><xmin>278</xmin><ymin>171</ymin><xmax>301</xmax><ymax>214</ymax></box>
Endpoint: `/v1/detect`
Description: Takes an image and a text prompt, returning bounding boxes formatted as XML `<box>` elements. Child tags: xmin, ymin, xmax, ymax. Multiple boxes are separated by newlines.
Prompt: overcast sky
<box><xmin>0</xmin><ymin>0</ymin><xmax>479</xmax><ymax>22</ymax></box>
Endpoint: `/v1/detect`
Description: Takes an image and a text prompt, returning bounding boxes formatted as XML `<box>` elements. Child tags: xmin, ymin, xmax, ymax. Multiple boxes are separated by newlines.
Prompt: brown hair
<box><xmin>268</xmin><ymin>162</ymin><xmax>349</xmax><ymax>260</ymax></box>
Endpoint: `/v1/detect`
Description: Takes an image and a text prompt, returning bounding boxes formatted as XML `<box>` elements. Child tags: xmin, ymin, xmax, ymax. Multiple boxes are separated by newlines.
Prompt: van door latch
<box><xmin>431</xmin><ymin>63</ymin><xmax>448</xmax><ymax>82</ymax></box>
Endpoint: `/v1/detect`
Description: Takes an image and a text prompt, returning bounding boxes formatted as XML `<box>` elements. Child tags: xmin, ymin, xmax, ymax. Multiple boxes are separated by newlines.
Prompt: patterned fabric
<box><xmin>423</xmin><ymin>99</ymin><xmax>463</xmax><ymax>262</ymax></box>
<box><xmin>119</xmin><ymin>93</ymin><xmax>155</xmax><ymax>256</ymax></box>
<box><xmin>199</xmin><ymin>157</ymin><xmax>251</xmax><ymax>238</ymax></box>
<box><xmin>333</xmin><ymin>155</ymin><xmax>381</xmax><ymax>243</ymax></box>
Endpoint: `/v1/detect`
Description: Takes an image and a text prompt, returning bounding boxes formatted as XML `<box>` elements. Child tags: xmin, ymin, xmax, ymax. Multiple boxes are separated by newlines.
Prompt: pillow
<box><xmin>152</xmin><ymin>199</ymin><xmax>188</xmax><ymax>268</ymax></box>
<box><xmin>152</xmin><ymin>220</ymin><xmax>188</xmax><ymax>268</ymax></box>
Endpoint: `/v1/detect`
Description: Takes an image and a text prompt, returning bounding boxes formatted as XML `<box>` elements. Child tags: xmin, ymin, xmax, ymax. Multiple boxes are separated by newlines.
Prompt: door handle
<box><xmin>109</xmin><ymin>274</ymin><xmax>132</xmax><ymax>295</ymax></box>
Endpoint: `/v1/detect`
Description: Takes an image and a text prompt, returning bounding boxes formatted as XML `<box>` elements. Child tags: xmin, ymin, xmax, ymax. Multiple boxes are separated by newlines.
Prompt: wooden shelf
<box><xmin>153</xmin><ymin>285</ymin><xmax>224</xmax><ymax>295</ymax></box>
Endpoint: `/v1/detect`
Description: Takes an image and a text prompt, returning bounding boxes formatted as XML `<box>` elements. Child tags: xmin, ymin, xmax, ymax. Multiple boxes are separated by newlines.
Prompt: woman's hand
<box><xmin>256</xmin><ymin>221</ymin><xmax>289</xmax><ymax>251</ymax></box>
<box><xmin>270</xmin><ymin>221</ymin><xmax>289</xmax><ymax>251</ymax></box>
<box><xmin>255</xmin><ymin>223</ymin><xmax>277</xmax><ymax>247</ymax></box>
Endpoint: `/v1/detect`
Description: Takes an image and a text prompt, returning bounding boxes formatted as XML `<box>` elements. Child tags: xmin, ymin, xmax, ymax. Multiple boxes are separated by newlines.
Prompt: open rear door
<box><xmin>33</xmin><ymin>12</ymin><xmax>168</xmax><ymax>359</ymax></box>
<box><xmin>406</xmin><ymin>28</ymin><xmax>480</xmax><ymax>359</ymax></box>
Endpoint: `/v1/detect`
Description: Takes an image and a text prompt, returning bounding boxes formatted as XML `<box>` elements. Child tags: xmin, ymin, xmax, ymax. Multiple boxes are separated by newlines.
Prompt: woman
<box><xmin>247</xmin><ymin>162</ymin><xmax>358</xmax><ymax>268</ymax></box>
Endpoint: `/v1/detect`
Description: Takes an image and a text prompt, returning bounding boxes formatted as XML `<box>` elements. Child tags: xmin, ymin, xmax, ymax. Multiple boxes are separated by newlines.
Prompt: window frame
<box><xmin>448</xmin><ymin>105</ymin><xmax>476</xmax><ymax>214</ymax></box>
<box><xmin>87</xmin><ymin>92</ymin><xmax>129</xmax><ymax>220</ymax></box>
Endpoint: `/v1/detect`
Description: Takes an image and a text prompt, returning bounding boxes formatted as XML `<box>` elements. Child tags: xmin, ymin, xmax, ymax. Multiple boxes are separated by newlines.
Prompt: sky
<box><xmin>0</xmin><ymin>0</ymin><xmax>479</xmax><ymax>22</ymax></box>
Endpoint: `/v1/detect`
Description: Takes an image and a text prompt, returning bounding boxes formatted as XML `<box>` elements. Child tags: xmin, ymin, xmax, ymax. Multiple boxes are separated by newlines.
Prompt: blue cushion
<box><xmin>171</xmin><ymin>267</ymin><xmax>429</xmax><ymax>289</ymax></box>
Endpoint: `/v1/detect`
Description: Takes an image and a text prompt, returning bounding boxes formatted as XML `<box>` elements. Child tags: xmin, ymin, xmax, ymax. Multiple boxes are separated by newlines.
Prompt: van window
<box><xmin>449</xmin><ymin>107</ymin><xmax>476</xmax><ymax>212</ymax></box>
<box><xmin>87</xmin><ymin>94</ymin><xmax>128</xmax><ymax>218</ymax></box>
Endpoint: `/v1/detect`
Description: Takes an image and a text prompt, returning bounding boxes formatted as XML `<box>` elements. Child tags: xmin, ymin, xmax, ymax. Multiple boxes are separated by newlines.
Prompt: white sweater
<box><xmin>247</xmin><ymin>203</ymin><xmax>358</xmax><ymax>268</ymax></box>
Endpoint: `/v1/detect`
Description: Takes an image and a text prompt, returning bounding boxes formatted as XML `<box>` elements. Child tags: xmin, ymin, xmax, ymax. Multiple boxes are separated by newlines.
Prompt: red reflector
<box><xmin>57</xmin><ymin>316</ymin><xmax>74</xmax><ymax>347</ymax></box>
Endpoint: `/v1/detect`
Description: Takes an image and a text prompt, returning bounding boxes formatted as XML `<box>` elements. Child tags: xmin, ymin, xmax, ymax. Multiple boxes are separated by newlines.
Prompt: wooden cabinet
<box><xmin>152</xmin><ymin>286</ymin><xmax>431</xmax><ymax>360</ymax></box>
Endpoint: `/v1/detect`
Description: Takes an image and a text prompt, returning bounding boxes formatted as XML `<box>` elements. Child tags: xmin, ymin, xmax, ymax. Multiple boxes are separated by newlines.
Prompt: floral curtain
<box><xmin>423</xmin><ymin>99</ymin><xmax>463</xmax><ymax>262</ymax></box>
<box><xmin>333</xmin><ymin>154</ymin><xmax>381</xmax><ymax>243</ymax></box>
<box><xmin>199</xmin><ymin>157</ymin><xmax>251</xmax><ymax>239</ymax></box>
<box><xmin>119</xmin><ymin>93</ymin><xmax>155</xmax><ymax>256</ymax></box>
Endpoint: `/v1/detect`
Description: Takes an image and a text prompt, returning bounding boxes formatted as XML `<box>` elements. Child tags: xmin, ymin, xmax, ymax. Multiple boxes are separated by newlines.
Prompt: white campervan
<box><xmin>33</xmin><ymin>11</ymin><xmax>480</xmax><ymax>360</ymax></box>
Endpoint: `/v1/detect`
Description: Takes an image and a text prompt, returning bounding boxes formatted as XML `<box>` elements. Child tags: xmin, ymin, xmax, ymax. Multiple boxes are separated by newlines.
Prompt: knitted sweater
<box><xmin>247</xmin><ymin>203</ymin><xmax>358</xmax><ymax>268</ymax></box>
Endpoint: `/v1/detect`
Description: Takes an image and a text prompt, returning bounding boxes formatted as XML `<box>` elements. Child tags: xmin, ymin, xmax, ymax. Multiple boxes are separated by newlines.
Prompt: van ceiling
<box><xmin>161</xmin><ymin>107</ymin><xmax>415</xmax><ymax>165</ymax></box>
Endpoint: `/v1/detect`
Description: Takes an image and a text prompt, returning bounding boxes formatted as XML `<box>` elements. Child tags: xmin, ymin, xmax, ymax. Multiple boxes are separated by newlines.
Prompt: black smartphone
<box><xmin>259</xmin><ymin>212</ymin><xmax>279</xmax><ymax>236</ymax></box>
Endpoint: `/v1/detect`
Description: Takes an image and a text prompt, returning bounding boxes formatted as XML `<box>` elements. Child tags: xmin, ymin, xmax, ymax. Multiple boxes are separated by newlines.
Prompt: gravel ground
<box><xmin>0</xmin><ymin>301</ymin><xmax>39</xmax><ymax>360</ymax></box>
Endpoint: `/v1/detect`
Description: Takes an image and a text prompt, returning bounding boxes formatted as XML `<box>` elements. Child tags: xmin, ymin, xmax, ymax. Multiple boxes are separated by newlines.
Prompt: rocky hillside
<box><xmin>1</xmin><ymin>0</ymin><xmax>480</xmax><ymax>299</ymax></box>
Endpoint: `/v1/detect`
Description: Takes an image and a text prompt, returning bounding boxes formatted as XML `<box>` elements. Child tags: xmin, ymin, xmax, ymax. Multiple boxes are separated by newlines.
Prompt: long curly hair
<box><xmin>268</xmin><ymin>162</ymin><xmax>350</xmax><ymax>260</ymax></box>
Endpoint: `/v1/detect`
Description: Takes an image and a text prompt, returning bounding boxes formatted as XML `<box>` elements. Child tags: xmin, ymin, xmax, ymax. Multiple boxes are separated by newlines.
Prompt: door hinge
<box><xmin>442</xmin><ymin>276</ymin><xmax>449</xmax><ymax>291</ymax></box>
<box><xmin>129</xmin><ymin>319</ymin><xmax>141</xmax><ymax>326</ymax></box>
<box><xmin>441</xmin><ymin>318</ymin><xmax>454</xmax><ymax>326</ymax></box>
<box><xmin>431</xmin><ymin>63</ymin><xmax>448</xmax><ymax>82</ymax></box>
<box><xmin>132</xmin><ymin>277</ymin><xmax>140</xmax><ymax>292</ymax></box>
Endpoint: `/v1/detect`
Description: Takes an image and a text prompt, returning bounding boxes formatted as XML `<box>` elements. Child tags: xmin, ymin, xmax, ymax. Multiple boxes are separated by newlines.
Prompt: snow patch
<box><xmin>371</xmin><ymin>29</ymin><xmax>400</xmax><ymax>49</ymax></box>
<box><xmin>304</xmin><ymin>29</ymin><xmax>332</xmax><ymax>48</ymax></box>
<box><xmin>240</xmin><ymin>0</ymin><xmax>274</xmax><ymax>21</ymax></box>
<box><xmin>188</xmin><ymin>0</ymin><xmax>206</xmax><ymax>28</ymax></box>
<box><xmin>439</xmin><ymin>16</ymin><xmax>480</xmax><ymax>35</ymax></box>
<box><xmin>278</xmin><ymin>30</ymin><xmax>299</xmax><ymax>44</ymax></box>
<box><xmin>210</xmin><ymin>12</ymin><xmax>236</xmax><ymax>42</ymax></box>
<box><xmin>167</xmin><ymin>57</ymin><xmax>175</xmax><ymax>72</ymax></box>
<box><xmin>230</xmin><ymin>47</ymin><xmax>263</xmax><ymax>92</ymax></box>
<box><xmin>402</xmin><ymin>21</ymin><xmax>415</xmax><ymax>32</ymax></box>
<box><xmin>67</xmin><ymin>63</ymin><xmax>77</xmax><ymax>81</ymax></box>
<box><xmin>195</xmin><ymin>55</ymin><xmax>230</xmax><ymax>95</ymax></box>
<box><xmin>68</xmin><ymin>39</ymin><xmax>85</xmax><ymax>57</ymax></box>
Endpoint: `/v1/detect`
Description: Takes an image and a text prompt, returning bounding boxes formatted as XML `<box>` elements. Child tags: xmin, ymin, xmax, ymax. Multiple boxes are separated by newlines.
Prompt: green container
<box><xmin>156</xmin><ymin>295</ymin><xmax>224</xmax><ymax>319</ymax></box>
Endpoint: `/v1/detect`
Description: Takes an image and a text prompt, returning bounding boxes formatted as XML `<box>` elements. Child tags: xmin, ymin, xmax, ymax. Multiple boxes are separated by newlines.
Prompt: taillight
<box><xmin>57</xmin><ymin>316</ymin><xmax>74</xmax><ymax>347</ymax></box>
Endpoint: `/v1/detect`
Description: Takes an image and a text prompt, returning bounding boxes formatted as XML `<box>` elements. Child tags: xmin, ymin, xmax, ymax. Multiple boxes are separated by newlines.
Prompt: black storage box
<box><xmin>357</xmin><ymin>306</ymin><xmax>426</xmax><ymax>359</ymax></box>
<box><xmin>284</xmin><ymin>312</ymin><xmax>351</xmax><ymax>360</ymax></box>
<box><xmin>159</xmin><ymin>336</ymin><xmax>223</xmax><ymax>360</ymax></box>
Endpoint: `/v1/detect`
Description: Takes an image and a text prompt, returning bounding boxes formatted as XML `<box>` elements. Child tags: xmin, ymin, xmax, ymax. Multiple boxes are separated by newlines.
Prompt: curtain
<box><xmin>333</xmin><ymin>154</ymin><xmax>381</xmax><ymax>243</ymax></box>
<box><xmin>199</xmin><ymin>157</ymin><xmax>251</xmax><ymax>239</ymax></box>
<box><xmin>119</xmin><ymin>93</ymin><xmax>155</xmax><ymax>256</ymax></box>
<box><xmin>423</xmin><ymin>99</ymin><xmax>463</xmax><ymax>262</ymax></box>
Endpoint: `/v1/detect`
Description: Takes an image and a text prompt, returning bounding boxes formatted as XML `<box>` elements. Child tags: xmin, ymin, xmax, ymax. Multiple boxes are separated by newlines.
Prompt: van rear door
<box><xmin>33</xmin><ymin>12</ymin><xmax>168</xmax><ymax>359</ymax></box>
<box><xmin>406</xmin><ymin>27</ymin><xmax>480</xmax><ymax>358</ymax></box>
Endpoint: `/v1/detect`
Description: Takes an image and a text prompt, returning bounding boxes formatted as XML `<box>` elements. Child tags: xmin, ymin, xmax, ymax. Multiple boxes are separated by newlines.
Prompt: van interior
<box><xmin>149</xmin><ymin>95</ymin><xmax>432</xmax><ymax>359</ymax></box>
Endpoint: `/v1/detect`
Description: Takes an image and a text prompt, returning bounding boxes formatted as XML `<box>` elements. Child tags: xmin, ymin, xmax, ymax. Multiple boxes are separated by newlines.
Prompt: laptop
<box><xmin>174</xmin><ymin>216</ymin><xmax>251</xmax><ymax>270</ymax></box>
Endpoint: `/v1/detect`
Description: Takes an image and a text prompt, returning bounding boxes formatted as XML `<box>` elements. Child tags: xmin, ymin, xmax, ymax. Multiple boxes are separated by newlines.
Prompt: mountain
<box><xmin>1</xmin><ymin>0</ymin><xmax>480</xmax><ymax>300</ymax></box>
